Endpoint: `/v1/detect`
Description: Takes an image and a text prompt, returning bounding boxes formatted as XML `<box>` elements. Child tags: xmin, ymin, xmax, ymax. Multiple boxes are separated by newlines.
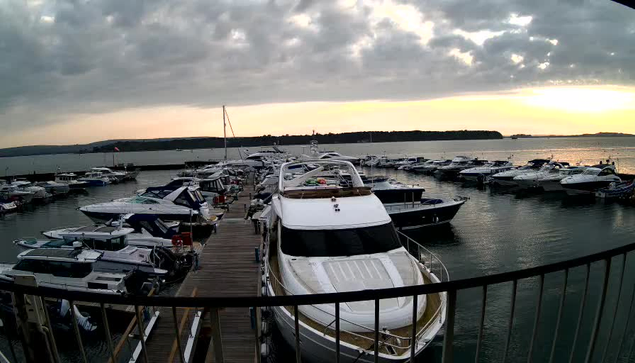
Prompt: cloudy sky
<box><xmin>1</xmin><ymin>0</ymin><xmax>635</xmax><ymax>147</ymax></box>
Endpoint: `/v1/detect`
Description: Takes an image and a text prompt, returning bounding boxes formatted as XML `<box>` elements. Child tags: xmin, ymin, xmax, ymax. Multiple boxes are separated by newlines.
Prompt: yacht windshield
<box><xmin>281</xmin><ymin>223</ymin><xmax>402</xmax><ymax>257</ymax></box>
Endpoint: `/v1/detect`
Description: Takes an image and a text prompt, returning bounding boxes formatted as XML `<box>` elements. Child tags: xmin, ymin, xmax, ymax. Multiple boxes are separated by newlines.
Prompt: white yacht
<box><xmin>13</xmin><ymin>239</ymin><xmax>168</xmax><ymax>277</ymax></box>
<box><xmin>78</xmin><ymin>171</ymin><xmax>111</xmax><ymax>186</ymax></box>
<box><xmin>561</xmin><ymin>164</ymin><xmax>622</xmax><ymax>195</ymax></box>
<box><xmin>0</xmin><ymin>183</ymin><xmax>35</xmax><ymax>204</ymax></box>
<box><xmin>11</xmin><ymin>180</ymin><xmax>49</xmax><ymax>202</ymax></box>
<box><xmin>536</xmin><ymin>166</ymin><xmax>586</xmax><ymax>192</ymax></box>
<box><xmin>39</xmin><ymin>215</ymin><xmax>176</xmax><ymax>248</ymax></box>
<box><xmin>35</xmin><ymin>181</ymin><xmax>70</xmax><ymax>196</ymax></box>
<box><xmin>54</xmin><ymin>173</ymin><xmax>90</xmax><ymax>189</ymax></box>
<box><xmin>0</xmin><ymin>249</ymin><xmax>156</xmax><ymax>295</ymax></box>
<box><xmin>513</xmin><ymin>162</ymin><xmax>570</xmax><ymax>189</ymax></box>
<box><xmin>91</xmin><ymin>167</ymin><xmax>126</xmax><ymax>183</ymax></box>
<box><xmin>79</xmin><ymin>185</ymin><xmax>213</xmax><ymax>224</ymax></box>
<box><xmin>489</xmin><ymin>159</ymin><xmax>551</xmax><ymax>186</ymax></box>
<box><xmin>459</xmin><ymin>161</ymin><xmax>514</xmax><ymax>182</ymax></box>
<box><xmin>263</xmin><ymin>160</ymin><xmax>446</xmax><ymax>363</ymax></box>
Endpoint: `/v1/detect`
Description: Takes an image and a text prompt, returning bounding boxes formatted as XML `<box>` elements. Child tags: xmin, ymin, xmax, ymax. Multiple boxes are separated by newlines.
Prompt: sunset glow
<box><xmin>3</xmin><ymin>85</ymin><xmax>635</xmax><ymax>148</ymax></box>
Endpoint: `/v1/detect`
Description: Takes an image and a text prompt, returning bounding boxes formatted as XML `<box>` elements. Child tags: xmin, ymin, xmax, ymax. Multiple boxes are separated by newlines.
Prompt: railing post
<box><xmin>569</xmin><ymin>263</ymin><xmax>591</xmax><ymax>363</ymax></box>
<box><xmin>502</xmin><ymin>279</ymin><xmax>518</xmax><ymax>363</ymax></box>
<box><xmin>527</xmin><ymin>274</ymin><xmax>545</xmax><ymax>363</ymax></box>
<box><xmin>584</xmin><ymin>258</ymin><xmax>612</xmax><ymax>363</ymax></box>
<box><xmin>614</xmin><ymin>265</ymin><xmax>635</xmax><ymax>363</ymax></box>
<box><xmin>70</xmin><ymin>300</ymin><xmax>88</xmax><ymax>363</ymax></box>
<box><xmin>172</xmin><ymin>306</ymin><xmax>185</xmax><ymax>363</ymax></box>
<box><xmin>374</xmin><ymin>298</ymin><xmax>380</xmax><ymax>363</ymax></box>
<box><xmin>601</xmin><ymin>254</ymin><xmax>627</xmax><ymax>363</ymax></box>
<box><xmin>294</xmin><ymin>305</ymin><xmax>301</xmax><ymax>363</ymax></box>
<box><xmin>475</xmin><ymin>285</ymin><xmax>488</xmax><ymax>363</ymax></box>
<box><xmin>410</xmin><ymin>294</ymin><xmax>418</xmax><ymax>363</ymax></box>
<box><xmin>41</xmin><ymin>296</ymin><xmax>61</xmax><ymax>363</ymax></box>
<box><xmin>135</xmin><ymin>305</ymin><xmax>149</xmax><ymax>363</ymax></box>
<box><xmin>441</xmin><ymin>289</ymin><xmax>457</xmax><ymax>363</ymax></box>
<box><xmin>335</xmin><ymin>303</ymin><xmax>340</xmax><ymax>363</ymax></box>
<box><xmin>549</xmin><ymin>269</ymin><xmax>569</xmax><ymax>363</ymax></box>
<box><xmin>209</xmin><ymin>308</ymin><xmax>224</xmax><ymax>363</ymax></box>
<box><xmin>100</xmin><ymin>303</ymin><xmax>117</xmax><ymax>363</ymax></box>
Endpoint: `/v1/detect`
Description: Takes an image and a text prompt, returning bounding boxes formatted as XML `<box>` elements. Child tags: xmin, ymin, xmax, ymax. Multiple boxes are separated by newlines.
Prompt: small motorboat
<box><xmin>561</xmin><ymin>164</ymin><xmax>622</xmax><ymax>196</ymax></box>
<box><xmin>35</xmin><ymin>181</ymin><xmax>70</xmax><ymax>196</ymax></box>
<box><xmin>595</xmin><ymin>180</ymin><xmax>635</xmax><ymax>199</ymax></box>
<box><xmin>513</xmin><ymin>162</ymin><xmax>570</xmax><ymax>189</ymax></box>
<box><xmin>459</xmin><ymin>160</ymin><xmax>514</xmax><ymax>182</ymax></box>
<box><xmin>435</xmin><ymin>156</ymin><xmax>486</xmax><ymax>179</ymax></box>
<box><xmin>78</xmin><ymin>171</ymin><xmax>111</xmax><ymax>186</ymax></box>
<box><xmin>0</xmin><ymin>248</ymin><xmax>159</xmax><ymax>295</ymax></box>
<box><xmin>363</xmin><ymin>176</ymin><xmax>426</xmax><ymax>204</ymax></box>
<box><xmin>0</xmin><ymin>201</ymin><xmax>18</xmax><ymax>215</ymax></box>
<box><xmin>536</xmin><ymin>166</ymin><xmax>586</xmax><ymax>192</ymax></box>
<box><xmin>384</xmin><ymin>197</ymin><xmax>467</xmax><ymax>230</ymax></box>
<box><xmin>489</xmin><ymin>159</ymin><xmax>551</xmax><ymax>186</ymax></box>
<box><xmin>55</xmin><ymin>173</ymin><xmax>90</xmax><ymax>189</ymax></box>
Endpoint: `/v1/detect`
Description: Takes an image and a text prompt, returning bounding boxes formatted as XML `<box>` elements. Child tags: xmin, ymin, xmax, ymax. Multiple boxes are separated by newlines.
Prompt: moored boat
<box><xmin>262</xmin><ymin>160</ymin><xmax>447</xmax><ymax>362</ymax></box>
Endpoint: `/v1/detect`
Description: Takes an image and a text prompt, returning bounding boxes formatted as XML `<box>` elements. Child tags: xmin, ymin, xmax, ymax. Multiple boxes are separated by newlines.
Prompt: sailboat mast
<box><xmin>223</xmin><ymin>105</ymin><xmax>227</xmax><ymax>160</ymax></box>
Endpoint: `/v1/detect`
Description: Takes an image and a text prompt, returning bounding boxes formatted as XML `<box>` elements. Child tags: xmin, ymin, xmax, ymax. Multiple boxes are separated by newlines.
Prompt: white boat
<box><xmin>536</xmin><ymin>167</ymin><xmax>586</xmax><ymax>192</ymax></box>
<box><xmin>263</xmin><ymin>160</ymin><xmax>446</xmax><ymax>363</ymax></box>
<box><xmin>91</xmin><ymin>167</ymin><xmax>126</xmax><ymax>183</ymax></box>
<box><xmin>459</xmin><ymin>160</ymin><xmax>514</xmax><ymax>182</ymax></box>
<box><xmin>411</xmin><ymin>160</ymin><xmax>451</xmax><ymax>175</ymax></box>
<box><xmin>54</xmin><ymin>173</ymin><xmax>90</xmax><ymax>189</ymax></box>
<box><xmin>0</xmin><ymin>248</ymin><xmax>156</xmax><ymax>295</ymax></box>
<box><xmin>513</xmin><ymin>162</ymin><xmax>570</xmax><ymax>189</ymax></box>
<box><xmin>35</xmin><ymin>181</ymin><xmax>70</xmax><ymax>196</ymax></box>
<box><xmin>395</xmin><ymin>157</ymin><xmax>426</xmax><ymax>170</ymax></box>
<box><xmin>0</xmin><ymin>182</ymin><xmax>35</xmax><ymax>204</ymax></box>
<box><xmin>384</xmin><ymin>197</ymin><xmax>467</xmax><ymax>230</ymax></box>
<box><xmin>561</xmin><ymin>164</ymin><xmax>622</xmax><ymax>195</ymax></box>
<box><xmin>40</xmin><ymin>215</ymin><xmax>177</xmax><ymax>248</ymax></box>
<box><xmin>79</xmin><ymin>185</ymin><xmax>213</xmax><ymax>225</ymax></box>
<box><xmin>13</xmin><ymin>240</ymin><xmax>168</xmax><ymax>277</ymax></box>
<box><xmin>0</xmin><ymin>201</ymin><xmax>17</xmax><ymax>214</ymax></box>
<box><xmin>78</xmin><ymin>171</ymin><xmax>111</xmax><ymax>186</ymax></box>
<box><xmin>435</xmin><ymin>156</ymin><xmax>487</xmax><ymax>179</ymax></box>
<box><xmin>11</xmin><ymin>180</ymin><xmax>49</xmax><ymax>202</ymax></box>
<box><xmin>489</xmin><ymin>159</ymin><xmax>551</xmax><ymax>186</ymax></box>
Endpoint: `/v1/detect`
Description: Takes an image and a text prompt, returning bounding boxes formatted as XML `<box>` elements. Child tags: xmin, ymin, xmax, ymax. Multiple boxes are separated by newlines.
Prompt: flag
<box><xmin>114</xmin><ymin>147</ymin><xmax>120</xmax><ymax>152</ymax></box>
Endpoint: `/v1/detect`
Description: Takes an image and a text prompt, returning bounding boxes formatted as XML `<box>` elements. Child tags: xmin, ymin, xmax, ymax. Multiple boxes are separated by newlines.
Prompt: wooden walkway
<box><xmin>144</xmin><ymin>192</ymin><xmax>261</xmax><ymax>363</ymax></box>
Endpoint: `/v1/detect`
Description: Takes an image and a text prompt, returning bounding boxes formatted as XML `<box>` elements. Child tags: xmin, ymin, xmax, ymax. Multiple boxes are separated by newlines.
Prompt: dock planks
<box><xmin>144</xmin><ymin>192</ymin><xmax>261</xmax><ymax>363</ymax></box>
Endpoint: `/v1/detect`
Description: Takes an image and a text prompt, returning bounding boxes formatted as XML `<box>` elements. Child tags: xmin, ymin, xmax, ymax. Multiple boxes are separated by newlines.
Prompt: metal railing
<box><xmin>1</xmin><ymin>240</ymin><xmax>635</xmax><ymax>362</ymax></box>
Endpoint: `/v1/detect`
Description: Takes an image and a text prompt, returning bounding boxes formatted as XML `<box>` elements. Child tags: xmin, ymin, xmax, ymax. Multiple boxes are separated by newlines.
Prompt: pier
<box><xmin>143</xmin><ymin>191</ymin><xmax>261</xmax><ymax>363</ymax></box>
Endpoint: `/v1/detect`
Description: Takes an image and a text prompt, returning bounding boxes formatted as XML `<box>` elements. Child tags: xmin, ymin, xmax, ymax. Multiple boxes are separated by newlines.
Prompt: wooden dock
<box><xmin>143</xmin><ymin>192</ymin><xmax>261</xmax><ymax>363</ymax></box>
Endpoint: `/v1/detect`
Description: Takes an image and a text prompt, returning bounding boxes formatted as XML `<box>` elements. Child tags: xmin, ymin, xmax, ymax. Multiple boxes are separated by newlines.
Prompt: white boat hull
<box><xmin>539</xmin><ymin>180</ymin><xmax>564</xmax><ymax>192</ymax></box>
<box><xmin>267</xmin><ymin>267</ymin><xmax>446</xmax><ymax>363</ymax></box>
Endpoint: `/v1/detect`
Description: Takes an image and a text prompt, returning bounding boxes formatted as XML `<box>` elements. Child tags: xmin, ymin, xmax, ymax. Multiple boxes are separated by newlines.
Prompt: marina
<box><xmin>2</xmin><ymin>138</ymin><xmax>635</xmax><ymax>363</ymax></box>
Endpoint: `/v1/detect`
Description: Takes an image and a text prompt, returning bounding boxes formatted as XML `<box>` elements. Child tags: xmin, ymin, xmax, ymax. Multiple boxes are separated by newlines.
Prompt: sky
<box><xmin>1</xmin><ymin>0</ymin><xmax>635</xmax><ymax>147</ymax></box>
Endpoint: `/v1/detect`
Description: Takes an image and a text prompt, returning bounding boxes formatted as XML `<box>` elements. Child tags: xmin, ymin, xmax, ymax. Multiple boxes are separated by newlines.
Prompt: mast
<box><xmin>223</xmin><ymin>105</ymin><xmax>227</xmax><ymax>161</ymax></box>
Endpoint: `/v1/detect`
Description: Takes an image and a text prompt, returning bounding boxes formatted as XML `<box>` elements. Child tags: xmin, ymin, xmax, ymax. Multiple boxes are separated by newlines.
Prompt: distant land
<box><xmin>509</xmin><ymin>132</ymin><xmax>635</xmax><ymax>138</ymax></box>
<box><xmin>0</xmin><ymin>130</ymin><xmax>502</xmax><ymax>158</ymax></box>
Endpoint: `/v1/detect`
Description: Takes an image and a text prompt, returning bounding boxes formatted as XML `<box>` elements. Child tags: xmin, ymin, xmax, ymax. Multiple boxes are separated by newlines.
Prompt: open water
<box><xmin>2</xmin><ymin>136</ymin><xmax>635</xmax><ymax>362</ymax></box>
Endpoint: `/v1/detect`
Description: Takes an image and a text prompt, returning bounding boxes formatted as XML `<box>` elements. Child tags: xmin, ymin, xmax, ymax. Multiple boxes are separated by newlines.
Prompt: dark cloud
<box><xmin>1</xmin><ymin>0</ymin><xmax>634</xmax><ymax>134</ymax></box>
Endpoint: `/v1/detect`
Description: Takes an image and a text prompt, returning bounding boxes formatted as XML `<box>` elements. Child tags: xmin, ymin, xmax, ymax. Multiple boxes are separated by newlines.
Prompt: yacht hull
<box><xmin>562</xmin><ymin>181</ymin><xmax>615</xmax><ymax>196</ymax></box>
<box><xmin>386</xmin><ymin>199</ymin><xmax>465</xmax><ymax>230</ymax></box>
<box><xmin>269</xmin><ymin>290</ymin><xmax>443</xmax><ymax>363</ymax></box>
<box><xmin>539</xmin><ymin>180</ymin><xmax>564</xmax><ymax>192</ymax></box>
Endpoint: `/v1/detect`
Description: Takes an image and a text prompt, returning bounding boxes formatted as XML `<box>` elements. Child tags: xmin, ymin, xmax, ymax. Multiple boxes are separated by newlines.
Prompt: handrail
<box><xmin>2</xmin><ymin>240</ymin><xmax>634</xmax><ymax>307</ymax></box>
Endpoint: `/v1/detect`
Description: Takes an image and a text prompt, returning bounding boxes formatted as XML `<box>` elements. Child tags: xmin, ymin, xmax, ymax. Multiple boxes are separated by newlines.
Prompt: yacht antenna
<box><xmin>223</xmin><ymin>105</ymin><xmax>227</xmax><ymax>161</ymax></box>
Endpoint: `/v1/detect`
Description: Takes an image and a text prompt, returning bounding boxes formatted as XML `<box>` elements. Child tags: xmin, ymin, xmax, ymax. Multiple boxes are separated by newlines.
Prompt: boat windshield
<box><xmin>281</xmin><ymin>223</ymin><xmax>402</xmax><ymax>257</ymax></box>
<box><xmin>14</xmin><ymin>260</ymin><xmax>92</xmax><ymax>278</ymax></box>
<box><xmin>130</xmin><ymin>196</ymin><xmax>159</xmax><ymax>204</ymax></box>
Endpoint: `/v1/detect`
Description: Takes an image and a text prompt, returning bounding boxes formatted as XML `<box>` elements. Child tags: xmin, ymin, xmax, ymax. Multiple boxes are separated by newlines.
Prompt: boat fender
<box><xmin>261</xmin><ymin>321</ymin><xmax>270</xmax><ymax>336</ymax></box>
<box><xmin>260</xmin><ymin>343</ymin><xmax>269</xmax><ymax>358</ymax></box>
<box><xmin>433</xmin><ymin>215</ymin><xmax>439</xmax><ymax>224</ymax></box>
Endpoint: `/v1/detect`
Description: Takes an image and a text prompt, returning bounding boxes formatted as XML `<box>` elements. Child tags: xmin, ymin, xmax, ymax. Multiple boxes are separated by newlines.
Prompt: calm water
<box><xmin>3</xmin><ymin>136</ymin><xmax>635</xmax><ymax>175</ymax></box>
<box><xmin>2</xmin><ymin>138</ymin><xmax>635</xmax><ymax>361</ymax></box>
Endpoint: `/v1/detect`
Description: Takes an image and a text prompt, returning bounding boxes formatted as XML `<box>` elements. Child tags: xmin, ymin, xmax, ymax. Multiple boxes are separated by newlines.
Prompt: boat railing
<box><xmin>3</xmin><ymin>239</ymin><xmax>635</xmax><ymax>363</ymax></box>
<box><xmin>265</xmin><ymin>261</ymin><xmax>427</xmax><ymax>352</ymax></box>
